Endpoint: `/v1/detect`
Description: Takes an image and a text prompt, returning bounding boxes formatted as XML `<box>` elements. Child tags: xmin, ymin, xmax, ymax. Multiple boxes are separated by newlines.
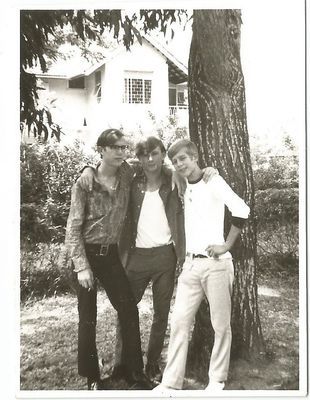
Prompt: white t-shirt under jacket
<box><xmin>136</xmin><ymin>189</ymin><xmax>172</xmax><ymax>248</ymax></box>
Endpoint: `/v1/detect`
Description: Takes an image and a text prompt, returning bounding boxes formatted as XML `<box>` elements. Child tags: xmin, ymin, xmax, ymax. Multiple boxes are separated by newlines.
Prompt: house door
<box><xmin>169</xmin><ymin>88</ymin><xmax>177</xmax><ymax>106</ymax></box>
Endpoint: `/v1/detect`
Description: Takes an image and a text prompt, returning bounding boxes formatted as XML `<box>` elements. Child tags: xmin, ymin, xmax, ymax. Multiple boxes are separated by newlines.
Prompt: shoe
<box><xmin>125</xmin><ymin>370</ymin><xmax>154</xmax><ymax>390</ymax></box>
<box><xmin>152</xmin><ymin>383</ymin><xmax>176</xmax><ymax>392</ymax></box>
<box><xmin>145</xmin><ymin>363</ymin><xmax>163</xmax><ymax>383</ymax></box>
<box><xmin>87</xmin><ymin>377</ymin><xmax>105</xmax><ymax>390</ymax></box>
<box><xmin>204</xmin><ymin>380</ymin><xmax>225</xmax><ymax>392</ymax></box>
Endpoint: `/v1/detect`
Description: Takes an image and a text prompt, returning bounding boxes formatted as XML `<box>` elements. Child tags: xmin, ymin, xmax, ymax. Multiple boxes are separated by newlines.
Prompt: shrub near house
<box><xmin>20</xmin><ymin>141</ymin><xmax>99</xmax><ymax>300</ymax></box>
<box><xmin>21</xmin><ymin>141</ymin><xmax>98</xmax><ymax>244</ymax></box>
<box><xmin>253</xmin><ymin>153</ymin><xmax>298</xmax><ymax>272</ymax></box>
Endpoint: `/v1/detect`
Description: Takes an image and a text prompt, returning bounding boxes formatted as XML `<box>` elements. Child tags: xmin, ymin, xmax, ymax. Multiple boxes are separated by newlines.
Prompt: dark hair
<box><xmin>96</xmin><ymin>128</ymin><xmax>124</xmax><ymax>147</ymax></box>
<box><xmin>167</xmin><ymin>139</ymin><xmax>198</xmax><ymax>160</ymax></box>
<box><xmin>135</xmin><ymin>136</ymin><xmax>166</xmax><ymax>158</ymax></box>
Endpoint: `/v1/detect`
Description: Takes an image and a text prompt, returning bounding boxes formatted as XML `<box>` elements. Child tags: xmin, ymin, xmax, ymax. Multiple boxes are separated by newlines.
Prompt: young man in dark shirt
<box><xmin>113</xmin><ymin>137</ymin><xmax>185</xmax><ymax>384</ymax></box>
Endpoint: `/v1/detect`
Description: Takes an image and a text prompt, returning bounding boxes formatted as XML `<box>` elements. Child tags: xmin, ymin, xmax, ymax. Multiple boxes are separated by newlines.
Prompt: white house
<box><xmin>30</xmin><ymin>35</ymin><xmax>188</xmax><ymax>145</ymax></box>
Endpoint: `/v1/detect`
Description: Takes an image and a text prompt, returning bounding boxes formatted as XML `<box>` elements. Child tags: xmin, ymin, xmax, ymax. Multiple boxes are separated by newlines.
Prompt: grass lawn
<box><xmin>20</xmin><ymin>270</ymin><xmax>299</xmax><ymax>391</ymax></box>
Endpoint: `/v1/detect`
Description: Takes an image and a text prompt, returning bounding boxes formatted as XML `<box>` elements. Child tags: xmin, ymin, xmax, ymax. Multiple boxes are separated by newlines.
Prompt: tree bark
<box><xmin>186</xmin><ymin>9</ymin><xmax>264</xmax><ymax>382</ymax></box>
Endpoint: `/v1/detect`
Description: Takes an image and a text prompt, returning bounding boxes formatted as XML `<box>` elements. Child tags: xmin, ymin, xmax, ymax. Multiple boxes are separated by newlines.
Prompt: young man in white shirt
<box><xmin>153</xmin><ymin>139</ymin><xmax>250</xmax><ymax>393</ymax></box>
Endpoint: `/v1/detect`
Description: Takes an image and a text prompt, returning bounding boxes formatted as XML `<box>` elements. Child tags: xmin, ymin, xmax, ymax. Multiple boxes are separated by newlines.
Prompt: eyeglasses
<box><xmin>108</xmin><ymin>145</ymin><xmax>129</xmax><ymax>151</ymax></box>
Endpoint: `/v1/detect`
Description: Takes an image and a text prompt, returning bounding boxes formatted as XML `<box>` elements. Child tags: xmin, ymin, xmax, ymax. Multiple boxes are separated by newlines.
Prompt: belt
<box><xmin>85</xmin><ymin>243</ymin><xmax>117</xmax><ymax>256</ymax></box>
<box><xmin>186</xmin><ymin>252</ymin><xmax>209</xmax><ymax>259</ymax></box>
<box><xmin>134</xmin><ymin>243</ymin><xmax>174</xmax><ymax>253</ymax></box>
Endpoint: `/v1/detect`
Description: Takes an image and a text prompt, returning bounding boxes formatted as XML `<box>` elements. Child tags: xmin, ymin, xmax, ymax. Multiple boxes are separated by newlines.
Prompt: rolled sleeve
<box><xmin>231</xmin><ymin>216</ymin><xmax>247</xmax><ymax>229</ymax></box>
<box><xmin>65</xmin><ymin>182</ymin><xmax>91</xmax><ymax>272</ymax></box>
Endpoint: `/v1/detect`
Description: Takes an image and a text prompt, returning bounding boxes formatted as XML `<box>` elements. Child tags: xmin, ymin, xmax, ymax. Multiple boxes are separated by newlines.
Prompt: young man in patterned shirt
<box><xmin>65</xmin><ymin>129</ymin><xmax>152</xmax><ymax>390</ymax></box>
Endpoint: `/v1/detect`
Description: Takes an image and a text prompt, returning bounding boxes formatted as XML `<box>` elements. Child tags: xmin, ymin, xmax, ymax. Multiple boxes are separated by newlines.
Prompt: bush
<box><xmin>151</xmin><ymin>114</ymin><xmax>189</xmax><ymax>149</ymax></box>
<box><xmin>125</xmin><ymin>113</ymin><xmax>189</xmax><ymax>155</ymax></box>
<box><xmin>255</xmin><ymin>188</ymin><xmax>298</xmax><ymax>227</ymax></box>
<box><xmin>252</xmin><ymin>146</ymin><xmax>299</xmax><ymax>266</ymax></box>
<box><xmin>255</xmin><ymin>188</ymin><xmax>299</xmax><ymax>266</ymax></box>
<box><xmin>253</xmin><ymin>154</ymin><xmax>298</xmax><ymax>190</ymax></box>
<box><xmin>20</xmin><ymin>243</ymin><xmax>77</xmax><ymax>301</ymax></box>
<box><xmin>21</xmin><ymin>141</ymin><xmax>98</xmax><ymax>245</ymax></box>
<box><xmin>257</xmin><ymin>222</ymin><xmax>299</xmax><ymax>260</ymax></box>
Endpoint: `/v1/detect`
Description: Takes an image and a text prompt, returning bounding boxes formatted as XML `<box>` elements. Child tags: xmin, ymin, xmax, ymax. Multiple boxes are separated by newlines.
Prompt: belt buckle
<box><xmin>99</xmin><ymin>245</ymin><xmax>109</xmax><ymax>256</ymax></box>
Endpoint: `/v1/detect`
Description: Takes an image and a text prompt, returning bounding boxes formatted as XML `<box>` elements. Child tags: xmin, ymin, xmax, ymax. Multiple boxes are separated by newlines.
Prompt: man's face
<box><xmin>171</xmin><ymin>148</ymin><xmax>198</xmax><ymax>178</ymax></box>
<box><xmin>138</xmin><ymin>146</ymin><xmax>166</xmax><ymax>173</ymax></box>
<box><xmin>101</xmin><ymin>138</ymin><xmax>129</xmax><ymax>167</ymax></box>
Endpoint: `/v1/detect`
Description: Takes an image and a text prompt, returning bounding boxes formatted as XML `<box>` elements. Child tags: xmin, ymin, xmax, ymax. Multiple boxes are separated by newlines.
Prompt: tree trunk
<box><xmin>186</xmin><ymin>9</ymin><xmax>264</xmax><ymax>382</ymax></box>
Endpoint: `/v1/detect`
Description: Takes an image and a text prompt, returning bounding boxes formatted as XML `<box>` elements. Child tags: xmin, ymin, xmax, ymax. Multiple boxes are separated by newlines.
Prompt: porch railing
<box><xmin>169</xmin><ymin>105</ymin><xmax>188</xmax><ymax>116</ymax></box>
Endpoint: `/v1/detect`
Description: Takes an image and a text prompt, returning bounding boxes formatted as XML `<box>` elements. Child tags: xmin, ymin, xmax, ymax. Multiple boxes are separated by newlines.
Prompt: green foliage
<box><xmin>149</xmin><ymin>112</ymin><xmax>189</xmax><ymax>149</ymax></box>
<box><xmin>251</xmin><ymin>130</ymin><xmax>298</xmax><ymax>191</ymax></box>
<box><xmin>20</xmin><ymin>243</ymin><xmax>76</xmax><ymax>301</ymax></box>
<box><xmin>257</xmin><ymin>223</ymin><xmax>298</xmax><ymax>267</ymax></box>
<box><xmin>20</xmin><ymin>9</ymin><xmax>188</xmax><ymax>139</ymax></box>
<box><xmin>20</xmin><ymin>141</ymin><xmax>98</xmax><ymax>245</ymax></box>
<box><xmin>251</xmin><ymin>141</ymin><xmax>299</xmax><ymax>264</ymax></box>
<box><xmin>125</xmin><ymin>112</ymin><xmax>189</xmax><ymax>156</ymax></box>
<box><xmin>255</xmin><ymin>188</ymin><xmax>298</xmax><ymax>226</ymax></box>
<box><xmin>20</xmin><ymin>112</ymin><xmax>188</xmax><ymax>248</ymax></box>
<box><xmin>252</xmin><ymin>138</ymin><xmax>299</xmax><ymax>266</ymax></box>
<box><xmin>253</xmin><ymin>155</ymin><xmax>298</xmax><ymax>190</ymax></box>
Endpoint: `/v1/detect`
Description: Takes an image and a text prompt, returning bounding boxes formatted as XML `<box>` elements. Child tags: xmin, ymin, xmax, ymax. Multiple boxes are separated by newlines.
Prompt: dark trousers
<box><xmin>77</xmin><ymin>244</ymin><xmax>143</xmax><ymax>379</ymax></box>
<box><xmin>126</xmin><ymin>243</ymin><xmax>177</xmax><ymax>365</ymax></box>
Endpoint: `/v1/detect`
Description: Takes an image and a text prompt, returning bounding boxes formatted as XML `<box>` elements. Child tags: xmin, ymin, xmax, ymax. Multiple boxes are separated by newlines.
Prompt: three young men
<box><xmin>66</xmin><ymin>130</ymin><xmax>250</xmax><ymax>391</ymax></box>
<box><xmin>78</xmin><ymin>136</ymin><xmax>215</xmax><ymax>382</ymax></box>
<box><xmin>154</xmin><ymin>139</ymin><xmax>250</xmax><ymax>392</ymax></box>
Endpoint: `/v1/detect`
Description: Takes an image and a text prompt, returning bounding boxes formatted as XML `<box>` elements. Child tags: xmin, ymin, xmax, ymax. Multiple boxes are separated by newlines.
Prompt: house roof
<box><xmin>31</xmin><ymin>34</ymin><xmax>188</xmax><ymax>84</ymax></box>
<box><xmin>143</xmin><ymin>35</ymin><xmax>188</xmax><ymax>84</ymax></box>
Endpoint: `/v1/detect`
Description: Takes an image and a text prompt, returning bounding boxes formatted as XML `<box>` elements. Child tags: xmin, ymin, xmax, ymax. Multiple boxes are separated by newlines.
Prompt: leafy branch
<box><xmin>20</xmin><ymin>9</ymin><xmax>188</xmax><ymax>141</ymax></box>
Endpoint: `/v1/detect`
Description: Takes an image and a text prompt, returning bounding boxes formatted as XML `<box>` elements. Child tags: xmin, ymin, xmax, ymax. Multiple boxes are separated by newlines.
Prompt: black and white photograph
<box><xmin>0</xmin><ymin>0</ymin><xmax>307</xmax><ymax>398</ymax></box>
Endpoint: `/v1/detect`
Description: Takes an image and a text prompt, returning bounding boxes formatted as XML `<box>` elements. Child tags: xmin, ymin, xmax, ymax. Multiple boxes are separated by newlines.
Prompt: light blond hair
<box><xmin>167</xmin><ymin>139</ymin><xmax>198</xmax><ymax>160</ymax></box>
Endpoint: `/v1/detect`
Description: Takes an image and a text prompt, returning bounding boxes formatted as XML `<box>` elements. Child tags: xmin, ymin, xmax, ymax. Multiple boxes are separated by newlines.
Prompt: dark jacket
<box><xmin>118</xmin><ymin>167</ymin><xmax>185</xmax><ymax>266</ymax></box>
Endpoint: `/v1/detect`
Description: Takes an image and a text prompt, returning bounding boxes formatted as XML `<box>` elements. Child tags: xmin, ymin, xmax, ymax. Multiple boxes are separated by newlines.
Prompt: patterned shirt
<box><xmin>65</xmin><ymin>161</ymin><xmax>133</xmax><ymax>272</ymax></box>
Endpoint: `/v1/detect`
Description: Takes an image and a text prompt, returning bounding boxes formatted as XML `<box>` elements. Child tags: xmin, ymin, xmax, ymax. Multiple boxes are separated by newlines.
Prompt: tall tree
<box><xmin>20</xmin><ymin>8</ymin><xmax>264</xmax><ymax>378</ymax></box>
<box><xmin>186</xmin><ymin>10</ymin><xmax>264</xmax><ymax>380</ymax></box>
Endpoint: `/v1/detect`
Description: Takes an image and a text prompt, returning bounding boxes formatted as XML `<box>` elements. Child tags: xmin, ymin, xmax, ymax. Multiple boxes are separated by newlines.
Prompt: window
<box><xmin>177</xmin><ymin>91</ymin><xmax>186</xmax><ymax>106</ymax></box>
<box><xmin>95</xmin><ymin>71</ymin><xmax>101</xmax><ymax>103</ymax></box>
<box><xmin>68</xmin><ymin>77</ymin><xmax>85</xmax><ymax>89</ymax></box>
<box><xmin>123</xmin><ymin>76</ymin><xmax>152</xmax><ymax>104</ymax></box>
<box><xmin>144</xmin><ymin>80</ymin><xmax>152</xmax><ymax>103</ymax></box>
<box><xmin>169</xmin><ymin>88</ymin><xmax>188</xmax><ymax>107</ymax></box>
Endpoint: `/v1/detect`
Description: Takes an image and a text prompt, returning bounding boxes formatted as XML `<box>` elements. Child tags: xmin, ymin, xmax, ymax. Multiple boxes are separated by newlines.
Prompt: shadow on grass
<box><xmin>20</xmin><ymin>262</ymin><xmax>299</xmax><ymax>391</ymax></box>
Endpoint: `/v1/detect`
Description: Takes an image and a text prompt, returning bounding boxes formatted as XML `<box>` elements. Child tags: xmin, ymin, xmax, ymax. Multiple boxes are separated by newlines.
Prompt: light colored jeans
<box><xmin>161</xmin><ymin>257</ymin><xmax>234</xmax><ymax>389</ymax></box>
